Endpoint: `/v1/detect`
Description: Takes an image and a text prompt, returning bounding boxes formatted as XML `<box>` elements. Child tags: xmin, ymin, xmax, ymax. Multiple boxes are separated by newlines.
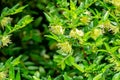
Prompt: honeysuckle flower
<box><xmin>91</xmin><ymin>28</ymin><xmax>102</xmax><ymax>40</ymax></box>
<box><xmin>70</xmin><ymin>28</ymin><xmax>84</xmax><ymax>39</ymax></box>
<box><xmin>50</xmin><ymin>25</ymin><xmax>64</xmax><ymax>35</ymax></box>
<box><xmin>1</xmin><ymin>35</ymin><xmax>12</xmax><ymax>47</ymax></box>
<box><xmin>57</xmin><ymin>41</ymin><xmax>72</xmax><ymax>54</ymax></box>
<box><xmin>0</xmin><ymin>17</ymin><xmax>12</xmax><ymax>29</ymax></box>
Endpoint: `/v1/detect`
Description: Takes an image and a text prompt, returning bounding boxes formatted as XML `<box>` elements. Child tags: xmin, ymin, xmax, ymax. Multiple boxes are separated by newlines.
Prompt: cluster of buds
<box><xmin>91</xmin><ymin>28</ymin><xmax>102</xmax><ymax>40</ymax></box>
<box><xmin>0</xmin><ymin>17</ymin><xmax>12</xmax><ymax>29</ymax></box>
<box><xmin>0</xmin><ymin>35</ymin><xmax>11</xmax><ymax>48</ymax></box>
<box><xmin>100</xmin><ymin>20</ymin><xmax>119</xmax><ymax>34</ymax></box>
<box><xmin>80</xmin><ymin>10</ymin><xmax>91</xmax><ymax>25</ymax></box>
<box><xmin>111</xmin><ymin>0</ymin><xmax>120</xmax><ymax>7</ymax></box>
<box><xmin>80</xmin><ymin>16</ymin><xmax>91</xmax><ymax>25</ymax></box>
<box><xmin>0</xmin><ymin>71</ymin><xmax>7</xmax><ymax>80</ymax></box>
<box><xmin>50</xmin><ymin>25</ymin><xmax>64</xmax><ymax>35</ymax></box>
<box><xmin>57</xmin><ymin>41</ymin><xmax>72</xmax><ymax>54</ymax></box>
<box><xmin>70</xmin><ymin>28</ymin><xmax>84</xmax><ymax>39</ymax></box>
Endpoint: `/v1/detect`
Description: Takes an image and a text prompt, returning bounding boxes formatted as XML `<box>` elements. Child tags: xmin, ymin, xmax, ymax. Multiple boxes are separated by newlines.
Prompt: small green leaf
<box><xmin>72</xmin><ymin>63</ymin><xmax>84</xmax><ymax>72</ymax></box>
<box><xmin>111</xmin><ymin>46</ymin><xmax>119</xmax><ymax>53</ymax></box>
<box><xmin>1</xmin><ymin>7</ymin><xmax>9</xmax><ymax>17</ymax></box>
<box><xmin>5</xmin><ymin>57</ymin><xmax>13</xmax><ymax>69</ymax></box>
<box><xmin>15</xmin><ymin>15</ymin><xmax>33</xmax><ymax>28</ymax></box>
<box><xmin>70</xmin><ymin>0</ymin><xmax>76</xmax><ymax>11</ymax></box>
<box><xmin>61</xmin><ymin>62</ymin><xmax>66</xmax><ymax>70</ymax></box>
<box><xmin>112</xmin><ymin>72</ymin><xmax>120</xmax><ymax>80</ymax></box>
<box><xmin>63</xmin><ymin>72</ymin><xmax>72</xmax><ymax>80</ymax></box>
<box><xmin>93</xmin><ymin>73</ymin><xmax>105</xmax><ymax>80</ymax></box>
<box><xmin>1</xmin><ymin>3</ymin><xmax>28</xmax><ymax>17</ymax></box>
<box><xmin>9</xmin><ymin>65</ymin><xmax>15</xmax><ymax>79</ymax></box>
<box><xmin>48</xmin><ymin>76</ymin><xmax>52</xmax><ymax>80</ymax></box>
<box><xmin>12</xmin><ymin>55</ymin><xmax>22</xmax><ymax>66</ymax></box>
<box><xmin>103</xmin><ymin>11</ymin><xmax>109</xmax><ymax>21</ymax></box>
<box><xmin>45</xmin><ymin>34</ymin><xmax>60</xmax><ymax>42</ymax></box>
<box><xmin>16</xmin><ymin>69</ymin><xmax>21</xmax><ymax>80</ymax></box>
<box><xmin>44</xmin><ymin>13</ymin><xmax>52</xmax><ymax>22</ymax></box>
<box><xmin>104</xmin><ymin>43</ymin><xmax>110</xmax><ymax>51</ymax></box>
<box><xmin>65</xmin><ymin>56</ymin><xmax>74</xmax><ymax>66</ymax></box>
<box><xmin>9</xmin><ymin>4</ymin><xmax>28</xmax><ymax>15</ymax></box>
<box><xmin>8</xmin><ymin>15</ymin><xmax>33</xmax><ymax>34</ymax></box>
<box><xmin>53</xmin><ymin>55</ymin><xmax>63</xmax><ymax>63</ymax></box>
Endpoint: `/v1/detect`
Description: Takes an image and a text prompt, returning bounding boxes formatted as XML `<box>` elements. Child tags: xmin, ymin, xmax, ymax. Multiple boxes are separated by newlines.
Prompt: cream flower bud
<box><xmin>50</xmin><ymin>25</ymin><xmax>64</xmax><ymax>35</ymax></box>
<box><xmin>80</xmin><ymin>16</ymin><xmax>91</xmax><ymax>25</ymax></box>
<box><xmin>70</xmin><ymin>28</ymin><xmax>84</xmax><ymax>39</ymax></box>
<box><xmin>110</xmin><ymin>26</ymin><xmax>119</xmax><ymax>34</ymax></box>
<box><xmin>1</xmin><ymin>17</ymin><xmax>12</xmax><ymax>29</ymax></box>
<box><xmin>0</xmin><ymin>71</ymin><xmax>7</xmax><ymax>80</ymax></box>
<box><xmin>1</xmin><ymin>35</ymin><xmax>12</xmax><ymax>47</ymax></box>
<box><xmin>57</xmin><ymin>41</ymin><xmax>72</xmax><ymax>53</ymax></box>
<box><xmin>112</xmin><ymin>0</ymin><xmax>120</xmax><ymax>7</ymax></box>
<box><xmin>76</xmin><ymin>29</ymin><xmax>84</xmax><ymax>37</ymax></box>
<box><xmin>91</xmin><ymin>29</ymin><xmax>102</xmax><ymax>40</ymax></box>
<box><xmin>70</xmin><ymin>29</ymin><xmax>77</xmax><ymax>38</ymax></box>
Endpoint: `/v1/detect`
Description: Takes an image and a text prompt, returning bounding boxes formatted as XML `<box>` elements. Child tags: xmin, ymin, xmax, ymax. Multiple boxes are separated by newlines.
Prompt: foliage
<box><xmin>45</xmin><ymin>0</ymin><xmax>120</xmax><ymax>80</ymax></box>
<box><xmin>0</xmin><ymin>0</ymin><xmax>120</xmax><ymax>80</ymax></box>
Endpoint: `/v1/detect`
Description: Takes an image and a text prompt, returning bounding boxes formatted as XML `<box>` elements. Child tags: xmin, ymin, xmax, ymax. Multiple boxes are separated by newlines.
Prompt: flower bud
<box><xmin>1</xmin><ymin>35</ymin><xmax>12</xmax><ymax>47</ymax></box>
<box><xmin>91</xmin><ymin>29</ymin><xmax>102</xmax><ymax>40</ymax></box>
<box><xmin>70</xmin><ymin>28</ymin><xmax>84</xmax><ymax>39</ymax></box>
<box><xmin>50</xmin><ymin>25</ymin><xmax>64</xmax><ymax>35</ymax></box>
<box><xmin>80</xmin><ymin>16</ymin><xmax>91</xmax><ymax>25</ymax></box>
<box><xmin>1</xmin><ymin>17</ymin><xmax>12</xmax><ymax>29</ymax></box>
<box><xmin>0</xmin><ymin>71</ymin><xmax>7</xmax><ymax>80</ymax></box>
<box><xmin>57</xmin><ymin>41</ymin><xmax>72</xmax><ymax>53</ymax></box>
<box><xmin>112</xmin><ymin>0</ymin><xmax>120</xmax><ymax>7</ymax></box>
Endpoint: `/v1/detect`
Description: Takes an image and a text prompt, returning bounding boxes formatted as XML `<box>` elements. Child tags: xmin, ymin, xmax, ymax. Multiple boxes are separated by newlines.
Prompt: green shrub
<box><xmin>45</xmin><ymin>0</ymin><xmax>120</xmax><ymax>79</ymax></box>
<box><xmin>0</xmin><ymin>3</ymin><xmax>33</xmax><ymax>80</ymax></box>
<box><xmin>0</xmin><ymin>0</ymin><xmax>120</xmax><ymax>80</ymax></box>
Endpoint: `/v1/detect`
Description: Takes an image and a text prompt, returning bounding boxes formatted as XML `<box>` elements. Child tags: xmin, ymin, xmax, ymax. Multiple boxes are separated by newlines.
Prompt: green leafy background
<box><xmin>0</xmin><ymin>0</ymin><xmax>120</xmax><ymax>80</ymax></box>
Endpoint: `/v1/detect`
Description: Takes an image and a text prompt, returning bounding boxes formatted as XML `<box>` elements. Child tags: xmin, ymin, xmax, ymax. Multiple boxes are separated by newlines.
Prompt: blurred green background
<box><xmin>0</xmin><ymin>0</ymin><xmax>60</xmax><ymax>79</ymax></box>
